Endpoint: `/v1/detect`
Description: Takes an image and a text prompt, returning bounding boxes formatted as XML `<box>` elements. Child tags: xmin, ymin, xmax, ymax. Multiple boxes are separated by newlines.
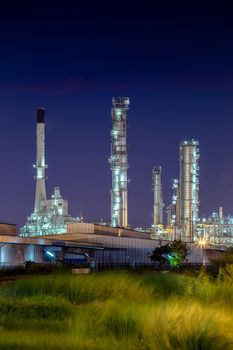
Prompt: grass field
<box><xmin>0</xmin><ymin>266</ymin><xmax>233</xmax><ymax>350</ymax></box>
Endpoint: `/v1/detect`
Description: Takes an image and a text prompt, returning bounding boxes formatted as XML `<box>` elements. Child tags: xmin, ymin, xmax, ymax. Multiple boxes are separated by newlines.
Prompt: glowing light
<box><xmin>46</xmin><ymin>251</ymin><xmax>55</xmax><ymax>258</ymax></box>
<box><xmin>166</xmin><ymin>252</ymin><xmax>181</xmax><ymax>268</ymax></box>
<box><xmin>197</xmin><ymin>237</ymin><xmax>208</xmax><ymax>247</ymax></box>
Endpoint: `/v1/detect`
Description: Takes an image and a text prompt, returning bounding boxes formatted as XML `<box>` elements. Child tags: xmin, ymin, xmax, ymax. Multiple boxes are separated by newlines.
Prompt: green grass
<box><xmin>0</xmin><ymin>268</ymin><xmax>233</xmax><ymax>349</ymax></box>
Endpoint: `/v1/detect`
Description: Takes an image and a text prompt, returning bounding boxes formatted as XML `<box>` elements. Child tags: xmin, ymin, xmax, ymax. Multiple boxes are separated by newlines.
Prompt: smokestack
<box><xmin>34</xmin><ymin>108</ymin><xmax>47</xmax><ymax>213</ymax></box>
<box><xmin>36</xmin><ymin>108</ymin><xmax>45</xmax><ymax>123</ymax></box>
<box><xmin>109</xmin><ymin>97</ymin><xmax>130</xmax><ymax>227</ymax></box>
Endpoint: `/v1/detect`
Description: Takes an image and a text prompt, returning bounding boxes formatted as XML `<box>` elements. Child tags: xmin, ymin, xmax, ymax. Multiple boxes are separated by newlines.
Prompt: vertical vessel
<box><xmin>109</xmin><ymin>97</ymin><xmax>130</xmax><ymax>227</ymax></box>
<box><xmin>152</xmin><ymin>166</ymin><xmax>163</xmax><ymax>225</ymax></box>
<box><xmin>178</xmin><ymin>139</ymin><xmax>199</xmax><ymax>241</ymax></box>
<box><xmin>34</xmin><ymin>108</ymin><xmax>47</xmax><ymax>213</ymax></box>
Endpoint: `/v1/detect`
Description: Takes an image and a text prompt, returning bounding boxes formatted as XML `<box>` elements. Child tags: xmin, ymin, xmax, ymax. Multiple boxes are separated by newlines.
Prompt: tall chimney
<box><xmin>34</xmin><ymin>108</ymin><xmax>47</xmax><ymax>212</ymax></box>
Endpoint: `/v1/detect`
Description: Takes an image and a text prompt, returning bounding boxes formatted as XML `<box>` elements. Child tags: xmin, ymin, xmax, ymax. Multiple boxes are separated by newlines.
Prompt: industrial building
<box><xmin>0</xmin><ymin>222</ymin><xmax>218</xmax><ymax>267</ymax></box>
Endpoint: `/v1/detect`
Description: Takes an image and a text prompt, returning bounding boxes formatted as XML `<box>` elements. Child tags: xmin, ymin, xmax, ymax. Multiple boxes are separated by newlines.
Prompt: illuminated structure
<box><xmin>152</xmin><ymin>166</ymin><xmax>163</xmax><ymax>225</ymax></box>
<box><xmin>196</xmin><ymin>208</ymin><xmax>233</xmax><ymax>247</ymax></box>
<box><xmin>167</xmin><ymin>179</ymin><xmax>179</xmax><ymax>226</ymax></box>
<box><xmin>109</xmin><ymin>97</ymin><xmax>130</xmax><ymax>227</ymax></box>
<box><xmin>17</xmin><ymin>105</ymin><xmax>232</xmax><ymax>248</ymax></box>
<box><xmin>20</xmin><ymin>109</ymin><xmax>74</xmax><ymax>237</ymax></box>
<box><xmin>20</xmin><ymin>188</ymin><xmax>68</xmax><ymax>237</ymax></box>
<box><xmin>34</xmin><ymin>108</ymin><xmax>47</xmax><ymax>212</ymax></box>
<box><xmin>178</xmin><ymin>140</ymin><xmax>199</xmax><ymax>241</ymax></box>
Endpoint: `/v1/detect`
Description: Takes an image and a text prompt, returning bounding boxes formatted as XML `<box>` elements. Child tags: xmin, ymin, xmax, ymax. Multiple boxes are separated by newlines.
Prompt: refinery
<box><xmin>0</xmin><ymin>97</ymin><xmax>232</xmax><ymax>267</ymax></box>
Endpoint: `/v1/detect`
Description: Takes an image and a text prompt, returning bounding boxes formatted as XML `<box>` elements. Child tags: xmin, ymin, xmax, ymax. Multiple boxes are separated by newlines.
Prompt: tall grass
<box><xmin>0</xmin><ymin>269</ymin><xmax>232</xmax><ymax>349</ymax></box>
<box><xmin>1</xmin><ymin>272</ymin><xmax>152</xmax><ymax>303</ymax></box>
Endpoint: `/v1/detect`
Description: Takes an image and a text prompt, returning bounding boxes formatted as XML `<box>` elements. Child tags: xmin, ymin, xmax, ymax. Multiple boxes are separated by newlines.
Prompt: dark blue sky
<box><xmin>1</xmin><ymin>1</ymin><xmax>233</xmax><ymax>227</ymax></box>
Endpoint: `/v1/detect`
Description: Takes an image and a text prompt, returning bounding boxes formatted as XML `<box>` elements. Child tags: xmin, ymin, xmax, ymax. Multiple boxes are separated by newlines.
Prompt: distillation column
<box><xmin>34</xmin><ymin>108</ymin><xmax>47</xmax><ymax>213</ymax></box>
<box><xmin>109</xmin><ymin>97</ymin><xmax>130</xmax><ymax>227</ymax></box>
<box><xmin>179</xmin><ymin>139</ymin><xmax>199</xmax><ymax>241</ymax></box>
<box><xmin>152</xmin><ymin>166</ymin><xmax>163</xmax><ymax>225</ymax></box>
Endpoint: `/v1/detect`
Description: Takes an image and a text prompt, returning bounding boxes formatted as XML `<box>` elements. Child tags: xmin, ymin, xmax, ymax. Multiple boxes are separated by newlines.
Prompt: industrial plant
<box><xmin>20</xmin><ymin>108</ymin><xmax>78</xmax><ymax>237</ymax></box>
<box><xmin>0</xmin><ymin>97</ymin><xmax>232</xmax><ymax>267</ymax></box>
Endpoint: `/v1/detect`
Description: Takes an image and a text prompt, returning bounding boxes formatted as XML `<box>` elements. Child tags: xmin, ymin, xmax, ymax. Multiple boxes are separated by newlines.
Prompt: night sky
<box><xmin>1</xmin><ymin>1</ymin><xmax>233</xmax><ymax>228</ymax></box>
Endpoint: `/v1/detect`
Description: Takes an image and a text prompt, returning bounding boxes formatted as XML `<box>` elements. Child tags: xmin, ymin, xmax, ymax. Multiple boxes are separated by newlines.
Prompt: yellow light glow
<box><xmin>197</xmin><ymin>237</ymin><xmax>208</xmax><ymax>247</ymax></box>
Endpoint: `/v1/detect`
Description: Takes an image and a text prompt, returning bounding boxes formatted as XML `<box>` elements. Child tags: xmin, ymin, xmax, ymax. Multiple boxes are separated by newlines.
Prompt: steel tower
<box><xmin>109</xmin><ymin>97</ymin><xmax>130</xmax><ymax>227</ymax></box>
<box><xmin>178</xmin><ymin>139</ymin><xmax>199</xmax><ymax>241</ymax></box>
<box><xmin>34</xmin><ymin>108</ymin><xmax>47</xmax><ymax>213</ymax></box>
<box><xmin>152</xmin><ymin>166</ymin><xmax>163</xmax><ymax>225</ymax></box>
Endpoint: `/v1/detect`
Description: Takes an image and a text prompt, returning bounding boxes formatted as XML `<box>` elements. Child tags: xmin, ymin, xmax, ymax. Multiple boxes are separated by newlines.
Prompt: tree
<box><xmin>150</xmin><ymin>244</ymin><xmax>171</xmax><ymax>265</ymax></box>
<box><xmin>150</xmin><ymin>240</ymin><xmax>188</xmax><ymax>268</ymax></box>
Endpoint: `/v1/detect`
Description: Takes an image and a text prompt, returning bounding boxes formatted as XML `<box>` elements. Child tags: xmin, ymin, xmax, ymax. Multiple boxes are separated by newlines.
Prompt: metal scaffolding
<box><xmin>109</xmin><ymin>97</ymin><xmax>130</xmax><ymax>227</ymax></box>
